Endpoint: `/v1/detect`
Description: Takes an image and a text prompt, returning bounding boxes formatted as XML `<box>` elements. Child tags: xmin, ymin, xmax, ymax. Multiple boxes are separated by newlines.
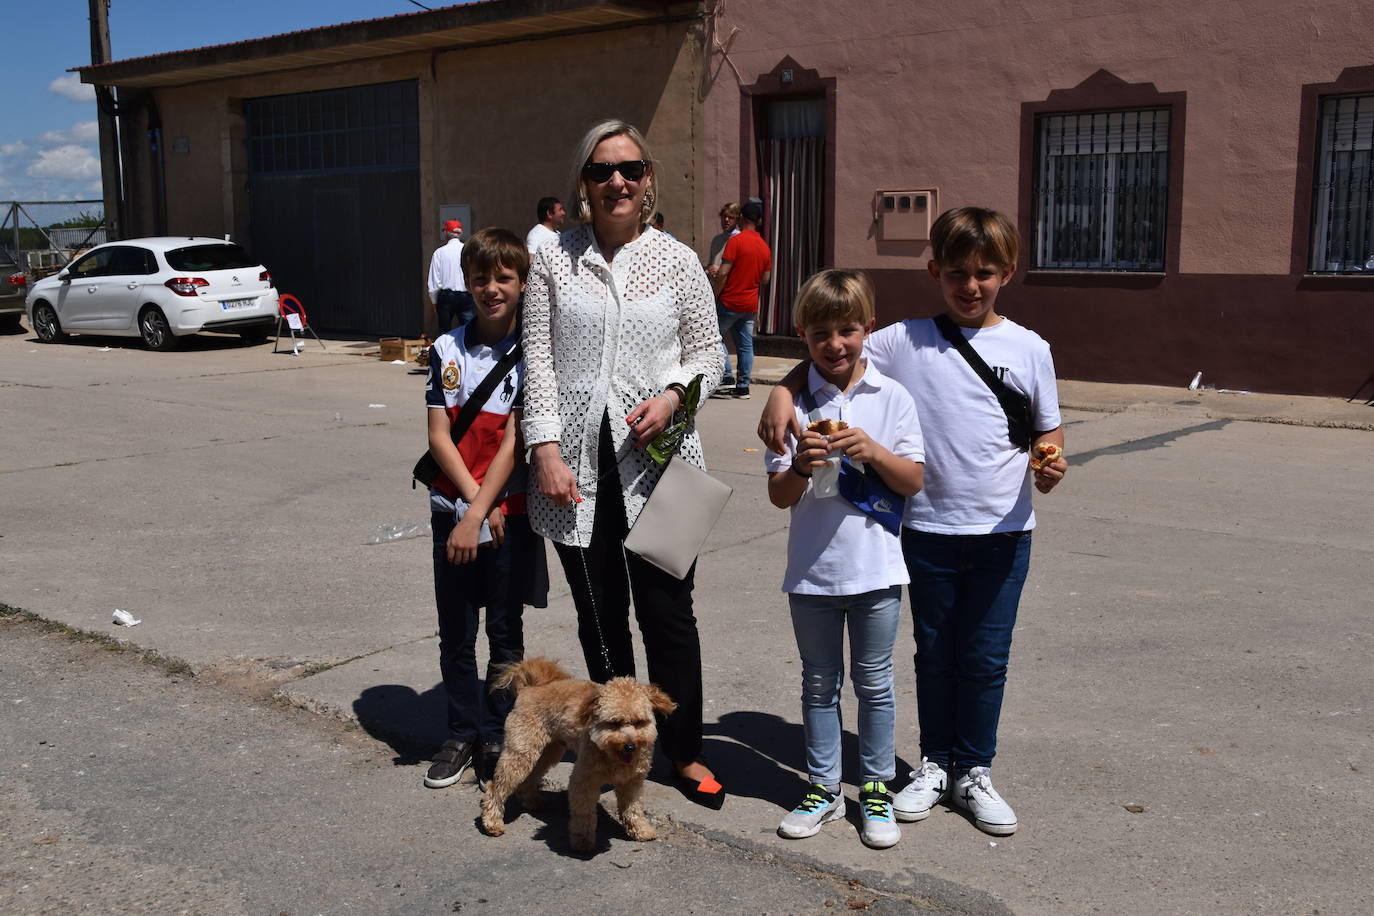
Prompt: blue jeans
<box><xmin>716</xmin><ymin>305</ymin><xmax>755</xmax><ymax>387</ymax></box>
<box><xmin>788</xmin><ymin>587</ymin><xmax>902</xmax><ymax>786</ymax></box>
<box><xmin>436</xmin><ymin>289</ymin><xmax>475</xmax><ymax>332</ymax></box>
<box><xmin>901</xmin><ymin>528</ymin><xmax>1032</xmax><ymax>772</ymax></box>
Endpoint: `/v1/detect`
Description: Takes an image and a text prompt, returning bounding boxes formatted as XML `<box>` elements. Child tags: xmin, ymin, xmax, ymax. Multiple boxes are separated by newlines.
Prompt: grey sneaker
<box><xmin>424</xmin><ymin>739</ymin><xmax>475</xmax><ymax>789</ymax></box>
<box><xmin>777</xmin><ymin>784</ymin><xmax>844</xmax><ymax>839</ymax></box>
<box><xmin>950</xmin><ymin>767</ymin><xmax>1018</xmax><ymax>835</ymax></box>
<box><xmin>894</xmin><ymin>758</ymin><xmax>948</xmax><ymax>822</ymax></box>
<box><xmin>858</xmin><ymin>781</ymin><xmax>901</xmax><ymax>849</ymax></box>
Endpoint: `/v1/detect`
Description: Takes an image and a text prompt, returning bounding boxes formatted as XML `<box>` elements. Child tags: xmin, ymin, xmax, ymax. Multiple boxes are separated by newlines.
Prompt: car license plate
<box><xmin>220</xmin><ymin>298</ymin><xmax>255</xmax><ymax>310</ymax></box>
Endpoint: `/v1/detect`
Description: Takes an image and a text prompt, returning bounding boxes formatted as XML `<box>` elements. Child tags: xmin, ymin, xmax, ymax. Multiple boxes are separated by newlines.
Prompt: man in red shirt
<box><xmin>712</xmin><ymin>198</ymin><xmax>772</xmax><ymax>399</ymax></box>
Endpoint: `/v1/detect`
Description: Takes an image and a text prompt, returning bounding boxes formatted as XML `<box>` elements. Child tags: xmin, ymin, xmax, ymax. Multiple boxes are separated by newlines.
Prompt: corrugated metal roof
<box><xmin>76</xmin><ymin>0</ymin><xmax>687</xmax><ymax>89</ymax></box>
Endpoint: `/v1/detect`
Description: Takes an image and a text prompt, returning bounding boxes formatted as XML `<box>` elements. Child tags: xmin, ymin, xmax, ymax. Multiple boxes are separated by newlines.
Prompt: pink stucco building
<box><xmin>82</xmin><ymin>0</ymin><xmax>1374</xmax><ymax>396</ymax></box>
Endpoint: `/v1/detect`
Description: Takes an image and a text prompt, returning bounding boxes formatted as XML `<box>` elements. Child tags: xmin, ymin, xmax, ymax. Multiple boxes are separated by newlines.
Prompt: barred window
<box><xmin>1032</xmin><ymin>109</ymin><xmax>1170</xmax><ymax>271</ymax></box>
<box><xmin>1310</xmin><ymin>94</ymin><xmax>1374</xmax><ymax>273</ymax></box>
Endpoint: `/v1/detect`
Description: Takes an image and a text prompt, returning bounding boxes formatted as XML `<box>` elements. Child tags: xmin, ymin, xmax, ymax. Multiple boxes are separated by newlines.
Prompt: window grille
<box><xmin>245</xmin><ymin>81</ymin><xmax>418</xmax><ymax>175</ymax></box>
<box><xmin>1033</xmin><ymin>109</ymin><xmax>1169</xmax><ymax>271</ymax></box>
<box><xmin>1310</xmin><ymin>94</ymin><xmax>1374</xmax><ymax>273</ymax></box>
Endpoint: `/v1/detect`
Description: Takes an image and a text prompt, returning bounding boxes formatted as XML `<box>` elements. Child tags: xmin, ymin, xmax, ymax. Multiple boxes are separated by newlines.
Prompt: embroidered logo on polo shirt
<box><xmin>442</xmin><ymin>362</ymin><xmax>460</xmax><ymax>391</ymax></box>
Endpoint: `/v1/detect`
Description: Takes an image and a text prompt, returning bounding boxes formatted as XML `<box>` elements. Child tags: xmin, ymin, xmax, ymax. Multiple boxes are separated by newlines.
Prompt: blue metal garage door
<box><xmin>245</xmin><ymin>80</ymin><xmax>420</xmax><ymax>337</ymax></box>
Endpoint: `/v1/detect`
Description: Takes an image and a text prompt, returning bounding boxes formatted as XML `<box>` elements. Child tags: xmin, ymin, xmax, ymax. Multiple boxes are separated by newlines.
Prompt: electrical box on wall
<box><xmin>875</xmin><ymin>189</ymin><xmax>936</xmax><ymax>241</ymax></box>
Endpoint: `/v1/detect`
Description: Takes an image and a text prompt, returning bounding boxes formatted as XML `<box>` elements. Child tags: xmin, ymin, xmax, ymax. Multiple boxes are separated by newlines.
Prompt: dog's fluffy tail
<box><xmin>490</xmin><ymin>657</ymin><xmax>571</xmax><ymax>694</ymax></box>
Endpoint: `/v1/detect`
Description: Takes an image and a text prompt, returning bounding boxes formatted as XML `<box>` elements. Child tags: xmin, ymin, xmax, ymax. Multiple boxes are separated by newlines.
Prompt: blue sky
<box><xmin>1</xmin><ymin>0</ymin><xmax>457</xmax><ymax>219</ymax></box>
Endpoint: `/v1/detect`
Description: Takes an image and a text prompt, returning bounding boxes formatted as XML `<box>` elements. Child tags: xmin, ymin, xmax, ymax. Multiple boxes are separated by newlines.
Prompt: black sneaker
<box><xmin>732</xmin><ymin>385</ymin><xmax>751</xmax><ymax>400</ymax></box>
<box><xmin>424</xmin><ymin>739</ymin><xmax>475</xmax><ymax>788</ymax></box>
<box><xmin>476</xmin><ymin>743</ymin><xmax>503</xmax><ymax>791</ymax></box>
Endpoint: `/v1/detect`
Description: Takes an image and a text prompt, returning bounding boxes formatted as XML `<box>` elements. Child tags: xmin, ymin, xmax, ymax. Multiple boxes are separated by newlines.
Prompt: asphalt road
<box><xmin>2</xmin><ymin>324</ymin><xmax>1372</xmax><ymax>914</ymax></box>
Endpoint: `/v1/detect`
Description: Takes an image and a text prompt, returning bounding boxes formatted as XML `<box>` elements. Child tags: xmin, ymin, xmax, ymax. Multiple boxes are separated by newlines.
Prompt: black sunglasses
<box><xmin>582</xmin><ymin>159</ymin><xmax>649</xmax><ymax>183</ymax></box>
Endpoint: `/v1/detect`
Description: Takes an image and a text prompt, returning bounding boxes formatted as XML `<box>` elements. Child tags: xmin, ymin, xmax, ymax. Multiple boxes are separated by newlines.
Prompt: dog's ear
<box><xmin>646</xmin><ymin>684</ymin><xmax>677</xmax><ymax>717</ymax></box>
<box><xmin>575</xmin><ymin>689</ymin><xmax>599</xmax><ymax>730</ymax></box>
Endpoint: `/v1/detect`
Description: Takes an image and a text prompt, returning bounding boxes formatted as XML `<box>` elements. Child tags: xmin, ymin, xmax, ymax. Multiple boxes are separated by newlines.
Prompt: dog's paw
<box><xmin>624</xmin><ymin>821</ymin><xmax>657</xmax><ymax>842</ymax></box>
<box><xmin>568</xmin><ymin>830</ymin><xmax>596</xmax><ymax>854</ymax></box>
<box><xmin>480</xmin><ymin>815</ymin><xmax>506</xmax><ymax>837</ymax></box>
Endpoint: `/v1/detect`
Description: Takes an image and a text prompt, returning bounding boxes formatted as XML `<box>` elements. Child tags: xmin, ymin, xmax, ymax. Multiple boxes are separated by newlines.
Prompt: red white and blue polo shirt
<box><xmin>424</xmin><ymin>323</ymin><xmax>527</xmax><ymax>516</ymax></box>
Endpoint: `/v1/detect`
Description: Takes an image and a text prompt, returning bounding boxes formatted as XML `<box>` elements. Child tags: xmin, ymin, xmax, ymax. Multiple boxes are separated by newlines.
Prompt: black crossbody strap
<box><xmin>448</xmin><ymin>341</ymin><xmax>523</xmax><ymax>447</ymax></box>
<box><xmin>933</xmin><ymin>314</ymin><xmax>1030</xmax><ymax>413</ymax></box>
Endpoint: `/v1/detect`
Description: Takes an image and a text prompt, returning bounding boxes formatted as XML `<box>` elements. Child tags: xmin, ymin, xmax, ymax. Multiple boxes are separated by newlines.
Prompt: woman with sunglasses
<box><xmin>521</xmin><ymin>120</ymin><xmax>728</xmax><ymax>808</ymax></box>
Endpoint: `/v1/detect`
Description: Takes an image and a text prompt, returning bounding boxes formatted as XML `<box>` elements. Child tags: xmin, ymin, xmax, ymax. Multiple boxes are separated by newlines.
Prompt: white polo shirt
<box><xmin>764</xmin><ymin>362</ymin><xmax>923</xmax><ymax>595</ymax></box>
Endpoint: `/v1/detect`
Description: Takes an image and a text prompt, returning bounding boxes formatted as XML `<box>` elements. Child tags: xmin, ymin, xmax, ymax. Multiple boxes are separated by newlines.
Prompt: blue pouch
<box><xmin>835</xmin><ymin>457</ymin><xmax>905</xmax><ymax>535</ymax></box>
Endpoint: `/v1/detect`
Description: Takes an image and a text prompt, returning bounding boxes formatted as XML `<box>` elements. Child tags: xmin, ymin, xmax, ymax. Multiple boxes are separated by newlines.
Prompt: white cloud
<box><xmin>27</xmin><ymin>145</ymin><xmax>101</xmax><ymax>181</ymax></box>
<box><xmin>1</xmin><ymin>140</ymin><xmax>31</xmax><ymax>158</ymax></box>
<box><xmin>39</xmin><ymin>121</ymin><xmax>100</xmax><ymax>145</ymax></box>
<box><xmin>49</xmin><ymin>74</ymin><xmax>95</xmax><ymax>103</ymax></box>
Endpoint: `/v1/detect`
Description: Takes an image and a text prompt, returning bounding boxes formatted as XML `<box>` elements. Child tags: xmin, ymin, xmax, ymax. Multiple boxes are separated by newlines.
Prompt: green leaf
<box><xmin>645</xmin><ymin>374</ymin><xmax>704</xmax><ymax>466</ymax></box>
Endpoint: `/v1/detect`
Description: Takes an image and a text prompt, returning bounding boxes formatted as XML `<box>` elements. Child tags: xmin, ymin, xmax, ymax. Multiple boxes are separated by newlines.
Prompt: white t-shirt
<box><xmin>526</xmin><ymin>223</ymin><xmax>558</xmax><ymax>255</ymax></box>
<box><xmin>427</xmin><ymin>237</ymin><xmax>466</xmax><ymax>303</ymax></box>
<box><xmin>765</xmin><ymin>362</ymin><xmax>923</xmax><ymax>595</ymax></box>
<box><xmin>864</xmin><ymin>316</ymin><xmax>1060</xmax><ymax>535</ymax></box>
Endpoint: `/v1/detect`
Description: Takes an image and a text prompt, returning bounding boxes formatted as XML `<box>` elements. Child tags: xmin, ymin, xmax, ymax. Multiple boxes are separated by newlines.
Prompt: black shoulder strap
<box><xmin>448</xmin><ymin>341</ymin><xmax>523</xmax><ymax>448</ymax></box>
<box><xmin>933</xmin><ymin>314</ymin><xmax>1005</xmax><ymax>394</ymax></box>
<box><xmin>932</xmin><ymin>313</ymin><xmax>1030</xmax><ymax>413</ymax></box>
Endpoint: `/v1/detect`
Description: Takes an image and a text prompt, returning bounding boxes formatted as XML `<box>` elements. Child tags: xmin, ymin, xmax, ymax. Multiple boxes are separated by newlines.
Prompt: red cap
<box><xmin>443</xmin><ymin>219</ymin><xmax>462</xmax><ymax>233</ymax></box>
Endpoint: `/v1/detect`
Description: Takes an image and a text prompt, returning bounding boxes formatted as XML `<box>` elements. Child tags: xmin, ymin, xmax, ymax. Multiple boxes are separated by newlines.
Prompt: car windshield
<box><xmin>165</xmin><ymin>244</ymin><xmax>258</xmax><ymax>271</ymax></box>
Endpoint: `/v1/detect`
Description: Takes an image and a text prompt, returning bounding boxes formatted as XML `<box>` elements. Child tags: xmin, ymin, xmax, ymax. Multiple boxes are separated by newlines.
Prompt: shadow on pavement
<box><xmin>354</xmin><ymin>682</ymin><xmax>450</xmax><ymax>764</ymax></box>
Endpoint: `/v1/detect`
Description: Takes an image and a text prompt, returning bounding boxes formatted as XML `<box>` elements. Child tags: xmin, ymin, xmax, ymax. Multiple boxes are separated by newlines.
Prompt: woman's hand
<box><xmin>532</xmin><ymin>442</ymin><xmax>580</xmax><ymax>507</ymax></box>
<box><xmin>626</xmin><ymin>393</ymin><xmax>678</xmax><ymax>449</ymax></box>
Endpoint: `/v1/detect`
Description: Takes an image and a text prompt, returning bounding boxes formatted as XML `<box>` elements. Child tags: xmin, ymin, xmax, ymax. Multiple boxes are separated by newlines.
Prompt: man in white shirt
<box><xmin>428</xmin><ymin>220</ymin><xmax>474</xmax><ymax>332</ymax></box>
<box><xmin>525</xmin><ymin>197</ymin><xmax>566</xmax><ymax>255</ymax></box>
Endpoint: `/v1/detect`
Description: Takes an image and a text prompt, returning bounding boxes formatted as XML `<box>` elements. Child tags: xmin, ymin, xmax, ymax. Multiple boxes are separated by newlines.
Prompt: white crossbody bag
<box><xmin>624</xmin><ymin>456</ymin><xmax>732</xmax><ymax>579</ymax></box>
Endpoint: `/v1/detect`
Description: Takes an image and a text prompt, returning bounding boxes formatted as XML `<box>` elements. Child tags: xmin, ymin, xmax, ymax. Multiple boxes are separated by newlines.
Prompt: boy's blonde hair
<box><xmin>567</xmin><ymin>119</ymin><xmax>657</xmax><ymax>226</ymax></box>
<box><xmin>792</xmin><ymin>269</ymin><xmax>875</xmax><ymax>330</ymax></box>
<box><xmin>930</xmin><ymin>207</ymin><xmax>1020</xmax><ymax>270</ymax></box>
<box><xmin>461</xmin><ymin>227</ymin><xmax>530</xmax><ymax>283</ymax></box>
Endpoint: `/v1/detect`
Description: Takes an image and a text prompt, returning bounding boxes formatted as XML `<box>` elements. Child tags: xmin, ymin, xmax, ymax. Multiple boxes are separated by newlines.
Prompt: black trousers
<box><xmin>552</xmin><ymin>417</ymin><xmax>704</xmax><ymax>765</ymax></box>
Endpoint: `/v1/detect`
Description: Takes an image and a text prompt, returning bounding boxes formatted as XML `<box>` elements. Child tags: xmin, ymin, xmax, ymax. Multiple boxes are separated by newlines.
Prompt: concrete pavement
<box><xmin>3</xmin><ymin>325</ymin><xmax>1372</xmax><ymax>914</ymax></box>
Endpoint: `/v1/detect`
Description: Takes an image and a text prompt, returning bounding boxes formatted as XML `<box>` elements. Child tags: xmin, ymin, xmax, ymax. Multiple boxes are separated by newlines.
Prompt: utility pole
<box><xmin>89</xmin><ymin>0</ymin><xmax>123</xmax><ymax>240</ymax></box>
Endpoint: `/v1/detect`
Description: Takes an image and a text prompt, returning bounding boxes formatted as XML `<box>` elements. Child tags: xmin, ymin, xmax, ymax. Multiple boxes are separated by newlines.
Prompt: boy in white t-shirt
<box><xmin>764</xmin><ymin>270</ymin><xmax>925</xmax><ymax>849</ymax></box>
<box><xmin>760</xmin><ymin>208</ymin><xmax>1068</xmax><ymax>837</ymax></box>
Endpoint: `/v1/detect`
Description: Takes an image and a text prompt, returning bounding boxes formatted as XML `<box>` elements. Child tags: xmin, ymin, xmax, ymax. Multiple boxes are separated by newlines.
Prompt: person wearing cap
<box><xmin>712</xmin><ymin>197</ymin><xmax>771</xmax><ymax>399</ymax></box>
<box><xmin>428</xmin><ymin>219</ymin><xmax>476</xmax><ymax>332</ymax></box>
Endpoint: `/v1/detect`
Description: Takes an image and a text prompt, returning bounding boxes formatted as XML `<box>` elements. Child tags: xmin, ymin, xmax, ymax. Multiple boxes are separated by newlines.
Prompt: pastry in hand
<box><xmin>1030</xmin><ymin>442</ymin><xmax>1063</xmax><ymax>471</ymax></box>
<box><xmin>807</xmin><ymin>418</ymin><xmax>849</xmax><ymax>437</ymax></box>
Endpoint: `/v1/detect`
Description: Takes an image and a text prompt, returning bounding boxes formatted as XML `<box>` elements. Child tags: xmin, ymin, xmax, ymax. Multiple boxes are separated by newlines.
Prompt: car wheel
<box><xmin>139</xmin><ymin>306</ymin><xmax>179</xmax><ymax>351</ymax></box>
<box><xmin>32</xmin><ymin>302</ymin><xmax>65</xmax><ymax>343</ymax></box>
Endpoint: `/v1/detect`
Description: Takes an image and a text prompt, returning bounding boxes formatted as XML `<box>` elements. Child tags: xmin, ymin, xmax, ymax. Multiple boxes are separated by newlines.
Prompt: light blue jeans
<box><xmin>788</xmin><ymin>586</ymin><xmax>902</xmax><ymax>787</ymax></box>
<box><xmin>716</xmin><ymin>305</ymin><xmax>755</xmax><ymax>387</ymax></box>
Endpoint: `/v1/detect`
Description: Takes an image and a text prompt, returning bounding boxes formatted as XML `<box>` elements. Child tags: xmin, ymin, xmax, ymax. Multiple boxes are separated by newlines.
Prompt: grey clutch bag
<box><xmin>624</xmin><ymin>458</ymin><xmax>732</xmax><ymax>579</ymax></box>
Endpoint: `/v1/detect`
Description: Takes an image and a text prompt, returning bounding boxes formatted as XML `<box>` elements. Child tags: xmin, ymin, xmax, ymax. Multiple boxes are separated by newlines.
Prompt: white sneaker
<box><xmin>778</xmin><ymin>784</ymin><xmax>844</xmax><ymax>839</ymax></box>
<box><xmin>858</xmin><ymin>781</ymin><xmax>901</xmax><ymax>849</ymax></box>
<box><xmin>893</xmin><ymin>758</ymin><xmax>947</xmax><ymax>822</ymax></box>
<box><xmin>950</xmin><ymin>767</ymin><xmax>1018</xmax><ymax>835</ymax></box>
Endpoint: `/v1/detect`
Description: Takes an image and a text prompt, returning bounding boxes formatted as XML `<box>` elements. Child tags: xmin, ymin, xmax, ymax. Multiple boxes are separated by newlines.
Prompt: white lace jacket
<box><xmin>521</xmin><ymin>224</ymin><xmax>724</xmax><ymax>547</ymax></box>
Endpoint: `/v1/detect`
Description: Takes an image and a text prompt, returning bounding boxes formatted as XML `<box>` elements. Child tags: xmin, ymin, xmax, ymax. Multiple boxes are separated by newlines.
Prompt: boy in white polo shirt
<box><xmin>764</xmin><ymin>269</ymin><xmax>925</xmax><ymax>849</ymax></box>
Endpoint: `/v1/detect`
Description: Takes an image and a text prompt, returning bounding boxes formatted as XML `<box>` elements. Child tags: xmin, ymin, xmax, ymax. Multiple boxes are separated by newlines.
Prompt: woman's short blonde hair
<box><xmin>792</xmin><ymin>269</ymin><xmax>876</xmax><ymax>330</ymax></box>
<box><xmin>719</xmin><ymin>202</ymin><xmax>741</xmax><ymax>218</ymax></box>
<box><xmin>567</xmin><ymin>119</ymin><xmax>658</xmax><ymax>226</ymax></box>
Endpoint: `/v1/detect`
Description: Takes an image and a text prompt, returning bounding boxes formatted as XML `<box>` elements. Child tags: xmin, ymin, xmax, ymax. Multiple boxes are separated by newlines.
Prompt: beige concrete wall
<box><xmin>700</xmin><ymin>0</ymin><xmax>1374</xmax><ymax>276</ymax></box>
<box><xmin>141</xmin><ymin>17</ymin><xmax>703</xmax><ymax>305</ymax></box>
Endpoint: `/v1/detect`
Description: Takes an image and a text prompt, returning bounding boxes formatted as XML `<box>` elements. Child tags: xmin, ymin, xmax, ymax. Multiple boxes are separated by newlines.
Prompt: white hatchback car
<box><xmin>25</xmin><ymin>237</ymin><xmax>279</xmax><ymax>350</ymax></box>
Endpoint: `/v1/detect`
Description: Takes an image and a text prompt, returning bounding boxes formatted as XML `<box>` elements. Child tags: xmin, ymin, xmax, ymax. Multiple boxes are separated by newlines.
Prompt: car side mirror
<box><xmin>58</xmin><ymin>270</ymin><xmax>70</xmax><ymax>283</ymax></box>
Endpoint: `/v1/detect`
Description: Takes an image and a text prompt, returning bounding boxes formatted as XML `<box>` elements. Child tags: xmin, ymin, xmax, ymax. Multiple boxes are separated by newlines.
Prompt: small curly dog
<box><xmin>479</xmin><ymin>657</ymin><xmax>676</xmax><ymax>853</ymax></box>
